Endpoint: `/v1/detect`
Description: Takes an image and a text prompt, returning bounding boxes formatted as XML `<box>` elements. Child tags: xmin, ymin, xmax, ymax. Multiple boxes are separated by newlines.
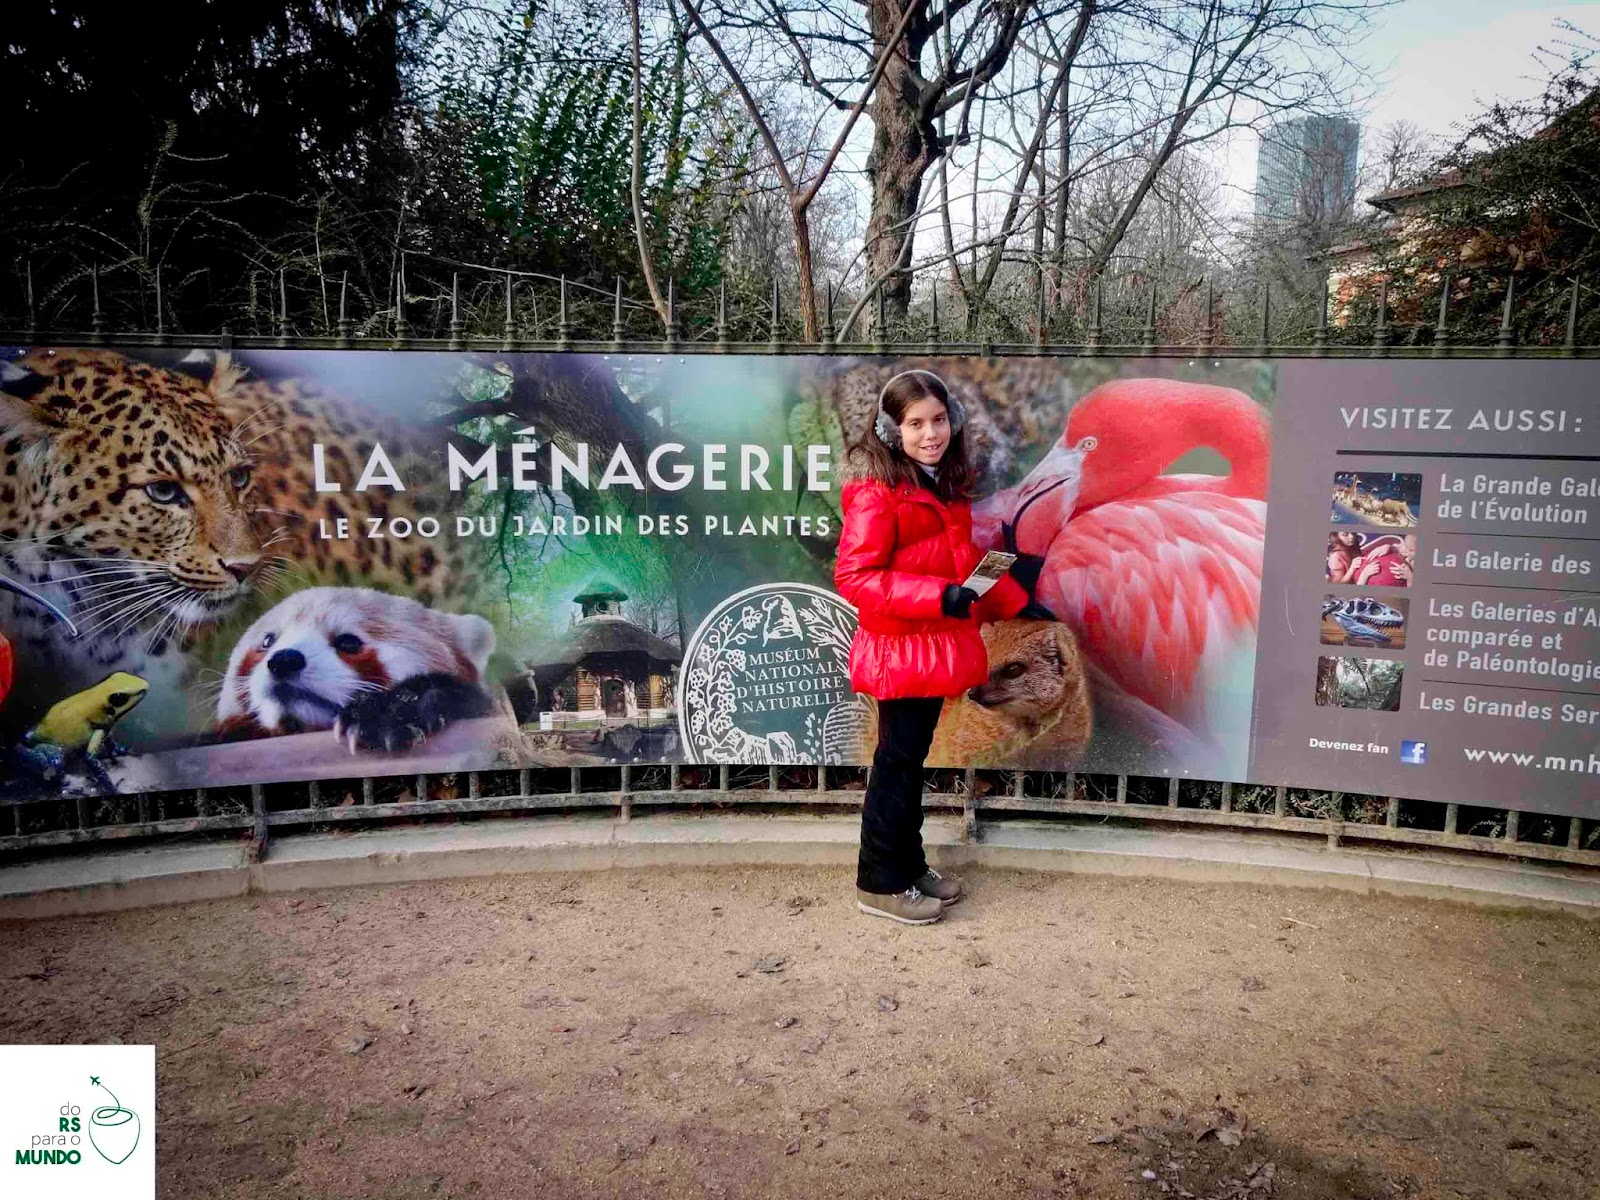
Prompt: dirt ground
<box><xmin>3</xmin><ymin>862</ymin><xmax>1599</xmax><ymax>1199</ymax></box>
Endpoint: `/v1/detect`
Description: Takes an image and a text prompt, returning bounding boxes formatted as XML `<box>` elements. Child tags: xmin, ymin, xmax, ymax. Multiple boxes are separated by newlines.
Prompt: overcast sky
<box><xmin>1220</xmin><ymin>0</ymin><xmax>1600</xmax><ymax>209</ymax></box>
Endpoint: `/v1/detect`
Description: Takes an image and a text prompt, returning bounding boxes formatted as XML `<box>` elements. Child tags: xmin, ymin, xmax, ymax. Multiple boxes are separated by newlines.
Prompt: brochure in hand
<box><xmin>961</xmin><ymin>550</ymin><xmax>1017</xmax><ymax>596</ymax></box>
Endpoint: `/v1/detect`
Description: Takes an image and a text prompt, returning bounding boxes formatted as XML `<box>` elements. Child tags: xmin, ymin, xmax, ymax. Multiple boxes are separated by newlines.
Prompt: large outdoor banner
<box><xmin>0</xmin><ymin>348</ymin><xmax>1595</xmax><ymax>818</ymax></box>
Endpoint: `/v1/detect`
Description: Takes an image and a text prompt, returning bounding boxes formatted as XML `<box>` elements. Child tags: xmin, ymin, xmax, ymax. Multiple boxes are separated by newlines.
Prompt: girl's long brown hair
<box><xmin>847</xmin><ymin>369</ymin><xmax>976</xmax><ymax>503</ymax></box>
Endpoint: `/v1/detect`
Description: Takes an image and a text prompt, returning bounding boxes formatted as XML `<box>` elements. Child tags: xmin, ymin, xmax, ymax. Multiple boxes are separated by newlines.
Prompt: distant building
<box><xmin>1254</xmin><ymin>116</ymin><xmax>1361</xmax><ymax>232</ymax></box>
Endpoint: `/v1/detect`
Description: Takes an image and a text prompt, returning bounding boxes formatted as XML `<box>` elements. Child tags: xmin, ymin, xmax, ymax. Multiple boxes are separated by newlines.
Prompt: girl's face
<box><xmin>898</xmin><ymin>395</ymin><xmax>951</xmax><ymax>466</ymax></box>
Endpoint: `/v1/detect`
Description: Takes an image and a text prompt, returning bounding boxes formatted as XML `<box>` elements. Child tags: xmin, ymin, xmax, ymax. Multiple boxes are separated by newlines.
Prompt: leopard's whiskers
<box><xmin>87</xmin><ymin>584</ymin><xmax>181</xmax><ymax>642</ymax></box>
<box><xmin>230</xmin><ymin>402</ymin><xmax>279</xmax><ymax>442</ymax></box>
<box><xmin>70</xmin><ymin>581</ymin><xmax>173</xmax><ymax>623</ymax></box>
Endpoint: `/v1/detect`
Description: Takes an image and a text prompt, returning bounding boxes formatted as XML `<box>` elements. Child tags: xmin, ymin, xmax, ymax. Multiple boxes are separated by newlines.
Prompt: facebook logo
<box><xmin>1400</xmin><ymin>740</ymin><xmax>1428</xmax><ymax>766</ymax></box>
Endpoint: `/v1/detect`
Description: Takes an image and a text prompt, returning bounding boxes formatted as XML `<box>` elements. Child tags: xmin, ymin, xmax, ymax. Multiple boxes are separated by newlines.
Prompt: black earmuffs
<box><xmin>872</xmin><ymin>369</ymin><xmax>967</xmax><ymax>450</ymax></box>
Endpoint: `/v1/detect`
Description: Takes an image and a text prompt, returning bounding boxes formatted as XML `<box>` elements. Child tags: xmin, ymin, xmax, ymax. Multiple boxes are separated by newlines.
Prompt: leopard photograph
<box><xmin>0</xmin><ymin>348</ymin><xmax>485</xmax><ymax>763</ymax></box>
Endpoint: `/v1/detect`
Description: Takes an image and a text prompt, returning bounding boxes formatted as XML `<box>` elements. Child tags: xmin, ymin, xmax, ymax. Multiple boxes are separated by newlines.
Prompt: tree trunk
<box><xmin>1052</xmin><ymin>71</ymin><xmax>1070</xmax><ymax>312</ymax></box>
<box><xmin>863</xmin><ymin>0</ymin><xmax>935</xmax><ymax>328</ymax></box>
<box><xmin>791</xmin><ymin>205</ymin><xmax>821</xmax><ymax>342</ymax></box>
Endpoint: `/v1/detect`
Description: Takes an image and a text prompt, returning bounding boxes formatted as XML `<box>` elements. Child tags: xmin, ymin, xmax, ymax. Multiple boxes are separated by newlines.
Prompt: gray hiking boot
<box><xmin>857</xmin><ymin>885</ymin><xmax>944</xmax><ymax>925</ymax></box>
<box><xmin>915</xmin><ymin>868</ymin><xmax>963</xmax><ymax>906</ymax></box>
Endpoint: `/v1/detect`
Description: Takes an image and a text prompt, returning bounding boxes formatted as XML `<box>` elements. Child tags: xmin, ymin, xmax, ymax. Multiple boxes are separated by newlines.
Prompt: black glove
<box><xmin>941</xmin><ymin>584</ymin><xmax>979</xmax><ymax>619</ymax></box>
<box><xmin>1018</xmin><ymin>600</ymin><xmax>1056</xmax><ymax>621</ymax></box>
<box><xmin>1008</xmin><ymin>553</ymin><xmax>1046</xmax><ymax>593</ymax></box>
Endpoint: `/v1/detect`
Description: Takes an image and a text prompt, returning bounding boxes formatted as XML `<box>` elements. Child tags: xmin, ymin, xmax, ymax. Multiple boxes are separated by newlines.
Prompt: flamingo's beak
<box><xmin>1002</xmin><ymin>437</ymin><xmax>1097</xmax><ymax>553</ymax></box>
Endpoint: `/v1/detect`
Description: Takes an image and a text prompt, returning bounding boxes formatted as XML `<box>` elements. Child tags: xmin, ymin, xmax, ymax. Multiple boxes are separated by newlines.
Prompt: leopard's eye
<box><xmin>331</xmin><ymin>633</ymin><xmax>363</xmax><ymax>654</ymax></box>
<box><xmin>260</xmin><ymin>632</ymin><xmax>276</xmax><ymax>649</ymax></box>
<box><xmin>227</xmin><ymin>465</ymin><xmax>253</xmax><ymax>490</ymax></box>
<box><xmin>144</xmin><ymin>480</ymin><xmax>187</xmax><ymax>505</ymax></box>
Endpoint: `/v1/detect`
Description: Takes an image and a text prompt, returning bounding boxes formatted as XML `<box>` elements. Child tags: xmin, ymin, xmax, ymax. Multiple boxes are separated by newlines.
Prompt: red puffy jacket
<box><xmin>835</xmin><ymin>477</ymin><xmax>1028</xmax><ymax>699</ymax></box>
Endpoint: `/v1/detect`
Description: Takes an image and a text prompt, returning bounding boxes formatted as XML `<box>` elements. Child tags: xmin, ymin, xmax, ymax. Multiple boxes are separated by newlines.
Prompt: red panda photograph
<box><xmin>216</xmin><ymin>587</ymin><xmax>496</xmax><ymax>754</ymax></box>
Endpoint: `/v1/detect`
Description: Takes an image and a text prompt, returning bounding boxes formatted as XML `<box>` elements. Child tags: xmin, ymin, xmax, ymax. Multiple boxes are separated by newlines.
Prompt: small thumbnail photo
<box><xmin>1321</xmin><ymin>595</ymin><xmax>1409</xmax><ymax>649</ymax></box>
<box><xmin>1331</xmin><ymin>471</ymin><xmax>1422</xmax><ymax>528</ymax></box>
<box><xmin>1326</xmin><ymin>530</ymin><xmax>1416</xmax><ymax>587</ymax></box>
<box><xmin>1314</xmin><ymin>655</ymin><xmax>1404</xmax><ymax>711</ymax></box>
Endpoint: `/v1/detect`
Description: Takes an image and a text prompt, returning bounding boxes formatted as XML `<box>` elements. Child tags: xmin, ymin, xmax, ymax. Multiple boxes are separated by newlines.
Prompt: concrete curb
<box><xmin>4</xmin><ymin>813</ymin><xmax>1600</xmax><ymax>921</ymax></box>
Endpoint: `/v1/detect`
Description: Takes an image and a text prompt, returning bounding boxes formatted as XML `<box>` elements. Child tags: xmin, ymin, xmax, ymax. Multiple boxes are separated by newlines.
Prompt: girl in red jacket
<box><xmin>834</xmin><ymin>369</ymin><xmax>1049</xmax><ymax>925</ymax></box>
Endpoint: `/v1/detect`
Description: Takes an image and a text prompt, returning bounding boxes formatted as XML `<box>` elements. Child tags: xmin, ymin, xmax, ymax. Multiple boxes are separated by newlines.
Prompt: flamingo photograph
<box><xmin>803</xmin><ymin>357</ymin><xmax>1273</xmax><ymax>779</ymax></box>
<box><xmin>966</xmin><ymin>371</ymin><xmax>1272</xmax><ymax>779</ymax></box>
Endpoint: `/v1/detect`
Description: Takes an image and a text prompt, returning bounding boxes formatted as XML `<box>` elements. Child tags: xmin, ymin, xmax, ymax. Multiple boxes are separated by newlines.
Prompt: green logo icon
<box><xmin>86</xmin><ymin>1076</ymin><xmax>139</xmax><ymax>1165</ymax></box>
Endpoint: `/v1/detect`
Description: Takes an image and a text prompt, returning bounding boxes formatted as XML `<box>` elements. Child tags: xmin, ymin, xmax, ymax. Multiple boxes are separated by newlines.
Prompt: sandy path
<box><xmin>3</xmin><ymin>864</ymin><xmax>1598</xmax><ymax>1199</ymax></box>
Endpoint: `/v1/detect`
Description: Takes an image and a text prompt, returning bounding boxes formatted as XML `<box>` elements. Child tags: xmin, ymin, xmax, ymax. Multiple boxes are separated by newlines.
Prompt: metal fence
<box><xmin>4</xmin><ymin>766</ymin><xmax>1597</xmax><ymax>870</ymax></box>
<box><xmin>4</xmin><ymin>254</ymin><xmax>1593</xmax><ymax>358</ymax></box>
<box><xmin>1</xmin><ymin>262</ymin><xmax>1597</xmax><ymax>872</ymax></box>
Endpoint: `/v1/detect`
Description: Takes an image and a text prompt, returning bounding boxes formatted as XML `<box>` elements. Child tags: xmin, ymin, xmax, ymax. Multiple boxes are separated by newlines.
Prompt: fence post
<box><xmin>449</xmin><ymin>272</ymin><xmax>466</xmax><ymax>349</ymax></box>
<box><xmin>1085</xmin><ymin>276</ymin><xmax>1103</xmax><ymax>356</ymax></box>
<box><xmin>769</xmin><ymin>277</ymin><xmax>782</xmax><ymax>351</ymax></box>
<box><xmin>337</xmin><ymin>271</ymin><xmax>353</xmax><ymax>347</ymax></box>
<box><xmin>392</xmin><ymin>267</ymin><xmax>407</xmax><ymax>348</ymax></box>
<box><xmin>1255</xmin><ymin>283</ymin><xmax>1269</xmax><ymax>355</ymax></box>
<box><xmin>662</xmin><ymin>277</ymin><xmax>676</xmax><ymax>350</ymax></box>
<box><xmin>249</xmin><ymin>783</ymin><xmax>269</xmax><ymax>863</ymax></box>
<box><xmin>152</xmin><ymin>266</ymin><xmax>167</xmax><ymax>347</ymax></box>
<box><xmin>1565</xmin><ymin>278</ymin><xmax>1581</xmax><ymax>357</ymax></box>
<box><xmin>963</xmin><ymin>767</ymin><xmax>978</xmax><ymax>842</ymax></box>
<box><xmin>561</xmin><ymin>275</ymin><xmax>577</xmax><ymax>349</ymax></box>
<box><xmin>1433</xmin><ymin>273</ymin><xmax>1452</xmax><ymax>357</ymax></box>
<box><xmin>1312</xmin><ymin>277</ymin><xmax>1328</xmax><ymax>356</ymax></box>
<box><xmin>822</xmin><ymin>280</ymin><xmax>836</xmax><ymax>352</ymax></box>
<box><xmin>611</xmin><ymin>276</ymin><xmax>625</xmax><ymax>351</ymax></box>
<box><xmin>277</xmin><ymin>269</ymin><xmax>290</xmax><ymax>347</ymax></box>
<box><xmin>1140</xmin><ymin>279</ymin><xmax>1157</xmax><ymax>354</ymax></box>
<box><xmin>1372</xmin><ymin>278</ymin><xmax>1388</xmax><ymax>355</ymax></box>
<box><xmin>715</xmin><ymin>280</ymin><xmax>729</xmax><ymax>352</ymax></box>
<box><xmin>1496</xmin><ymin>274</ymin><xmax>1516</xmax><ymax>356</ymax></box>
<box><xmin>1038</xmin><ymin>274</ymin><xmax>1051</xmax><ymax>351</ymax></box>
<box><xmin>90</xmin><ymin>264</ymin><xmax>106</xmax><ymax>345</ymax></box>
<box><xmin>24</xmin><ymin>259</ymin><xmax>37</xmax><ymax>343</ymax></box>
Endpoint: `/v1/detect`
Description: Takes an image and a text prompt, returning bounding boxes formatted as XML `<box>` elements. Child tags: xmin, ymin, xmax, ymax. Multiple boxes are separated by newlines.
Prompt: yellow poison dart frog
<box><xmin>25</xmin><ymin>672</ymin><xmax>149</xmax><ymax>760</ymax></box>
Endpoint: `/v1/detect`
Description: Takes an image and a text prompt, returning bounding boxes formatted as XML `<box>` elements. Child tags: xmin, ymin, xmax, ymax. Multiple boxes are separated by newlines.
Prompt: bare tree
<box><xmin>630</xmin><ymin>0</ymin><xmax>671</xmax><ymax>325</ymax></box>
<box><xmin>677</xmin><ymin>0</ymin><xmax>922</xmax><ymax>339</ymax></box>
<box><xmin>1360</xmin><ymin>119</ymin><xmax>1438</xmax><ymax>198</ymax></box>
<box><xmin>690</xmin><ymin>0</ymin><xmax>1384</xmax><ymax>342</ymax></box>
